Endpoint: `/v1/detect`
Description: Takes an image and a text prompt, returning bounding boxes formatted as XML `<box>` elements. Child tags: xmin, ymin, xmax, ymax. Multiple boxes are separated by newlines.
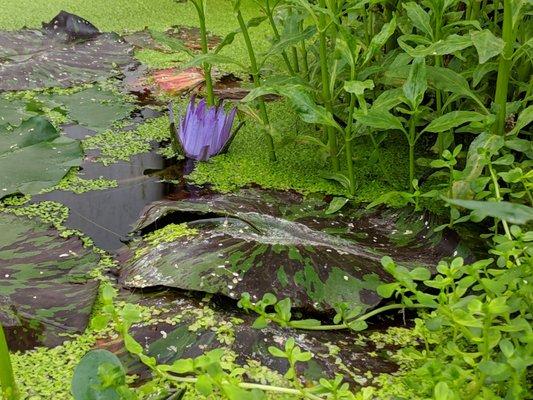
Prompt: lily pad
<box><xmin>0</xmin><ymin>213</ymin><xmax>100</xmax><ymax>350</ymax></box>
<box><xmin>0</xmin><ymin>11</ymin><xmax>133</xmax><ymax>92</ymax></box>
<box><xmin>0</xmin><ymin>97</ymin><xmax>40</xmax><ymax>127</ymax></box>
<box><xmin>0</xmin><ymin>116</ymin><xmax>83</xmax><ymax>197</ymax></box>
<box><xmin>119</xmin><ymin>189</ymin><xmax>466</xmax><ymax>312</ymax></box>
<box><xmin>51</xmin><ymin>87</ymin><xmax>136</xmax><ymax>133</ymax></box>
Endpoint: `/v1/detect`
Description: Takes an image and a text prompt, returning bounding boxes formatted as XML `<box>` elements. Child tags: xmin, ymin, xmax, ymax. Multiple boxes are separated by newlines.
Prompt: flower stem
<box><xmin>193</xmin><ymin>0</ymin><xmax>215</xmax><ymax>107</ymax></box>
<box><xmin>318</xmin><ymin>0</ymin><xmax>339</xmax><ymax>171</ymax></box>
<box><xmin>235</xmin><ymin>8</ymin><xmax>277</xmax><ymax>161</ymax></box>
<box><xmin>493</xmin><ymin>0</ymin><xmax>513</xmax><ymax>135</ymax></box>
<box><xmin>0</xmin><ymin>324</ymin><xmax>18</xmax><ymax>400</ymax></box>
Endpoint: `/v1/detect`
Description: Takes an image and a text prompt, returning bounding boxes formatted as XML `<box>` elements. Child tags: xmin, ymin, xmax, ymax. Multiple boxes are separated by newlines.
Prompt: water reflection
<box><xmin>35</xmin><ymin>152</ymin><xmax>182</xmax><ymax>252</ymax></box>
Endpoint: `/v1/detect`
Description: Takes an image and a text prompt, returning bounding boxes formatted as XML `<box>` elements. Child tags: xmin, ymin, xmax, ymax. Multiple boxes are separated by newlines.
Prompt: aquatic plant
<box><xmin>172</xmin><ymin>97</ymin><xmax>237</xmax><ymax>161</ymax></box>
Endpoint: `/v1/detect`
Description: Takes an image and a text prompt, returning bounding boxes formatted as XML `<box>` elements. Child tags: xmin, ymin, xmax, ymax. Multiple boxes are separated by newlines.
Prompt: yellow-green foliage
<box><xmin>42</xmin><ymin>169</ymin><xmax>118</xmax><ymax>194</ymax></box>
<box><xmin>144</xmin><ymin>223</ymin><xmax>198</xmax><ymax>246</ymax></box>
<box><xmin>83</xmin><ymin>116</ymin><xmax>170</xmax><ymax>165</ymax></box>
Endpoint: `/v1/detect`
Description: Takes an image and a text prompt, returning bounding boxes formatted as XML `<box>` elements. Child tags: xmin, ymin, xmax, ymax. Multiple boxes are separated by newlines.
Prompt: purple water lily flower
<box><xmin>177</xmin><ymin>97</ymin><xmax>237</xmax><ymax>161</ymax></box>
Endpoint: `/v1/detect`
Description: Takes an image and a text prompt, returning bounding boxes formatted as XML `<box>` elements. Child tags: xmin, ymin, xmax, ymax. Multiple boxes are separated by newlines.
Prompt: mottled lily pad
<box><xmin>0</xmin><ymin>213</ymin><xmax>100</xmax><ymax>350</ymax></box>
<box><xmin>120</xmin><ymin>189</ymin><xmax>466</xmax><ymax>312</ymax></box>
<box><xmin>0</xmin><ymin>11</ymin><xmax>133</xmax><ymax>92</ymax></box>
<box><xmin>0</xmin><ymin>116</ymin><xmax>83</xmax><ymax>197</ymax></box>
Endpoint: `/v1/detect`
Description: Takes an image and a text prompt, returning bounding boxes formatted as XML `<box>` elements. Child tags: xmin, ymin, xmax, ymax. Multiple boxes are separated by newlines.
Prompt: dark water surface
<box><xmin>34</xmin><ymin>153</ymin><xmax>185</xmax><ymax>252</ymax></box>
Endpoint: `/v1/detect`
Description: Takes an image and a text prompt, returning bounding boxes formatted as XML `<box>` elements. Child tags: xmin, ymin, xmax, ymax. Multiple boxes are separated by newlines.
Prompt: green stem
<box><xmin>345</xmin><ymin>93</ymin><xmax>357</xmax><ymax>196</ymax></box>
<box><xmin>194</xmin><ymin>0</ymin><xmax>215</xmax><ymax>107</ymax></box>
<box><xmin>493</xmin><ymin>0</ymin><xmax>514</xmax><ymax>135</ymax></box>
<box><xmin>291</xmin><ymin>46</ymin><xmax>300</xmax><ymax>73</ymax></box>
<box><xmin>434</xmin><ymin>11</ymin><xmax>448</xmax><ymax>153</ymax></box>
<box><xmin>470</xmin><ymin>0</ymin><xmax>481</xmax><ymax>20</ymax></box>
<box><xmin>0</xmin><ymin>324</ymin><xmax>18</xmax><ymax>400</ymax></box>
<box><xmin>300</xmin><ymin>39</ymin><xmax>309</xmax><ymax>79</ymax></box>
<box><xmin>236</xmin><ymin>9</ymin><xmax>277</xmax><ymax>161</ymax></box>
<box><xmin>408</xmin><ymin>115</ymin><xmax>417</xmax><ymax>188</ymax></box>
<box><xmin>288</xmin><ymin>304</ymin><xmax>429</xmax><ymax>331</ymax></box>
<box><xmin>344</xmin><ymin>63</ymin><xmax>359</xmax><ymax>196</ymax></box>
<box><xmin>488</xmin><ymin>163</ymin><xmax>514</xmax><ymax>242</ymax></box>
<box><xmin>358</xmin><ymin>303</ymin><xmax>428</xmax><ymax>321</ymax></box>
<box><xmin>265</xmin><ymin>0</ymin><xmax>296</xmax><ymax>75</ymax></box>
<box><xmin>166</xmin><ymin>375</ymin><xmax>323</xmax><ymax>400</ymax></box>
<box><xmin>318</xmin><ymin>0</ymin><xmax>339</xmax><ymax>170</ymax></box>
<box><xmin>493</xmin><ymin>0</ymin><xmax>500</xmax><ymax>31</ymax></box>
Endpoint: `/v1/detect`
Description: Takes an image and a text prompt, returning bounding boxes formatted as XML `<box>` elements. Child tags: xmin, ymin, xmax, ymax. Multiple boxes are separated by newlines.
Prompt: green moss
<box><xmin>135</xmin><ymin>223</ymin><xmax>198</xmax><ymax>259</ymax></box>
<box><xmin>41</xmin><ymin>169</ymin><xmax>118</xmax><ymax>194</ymax></box>
<box><xmin>10</xmin><ymin>330</ymin><xmax>99</xmax><ymax>399</ymax></box>
<box><xmin>0</xmin><ymin>198</ymin><xmax>69</xmax><ymax>228</ymax></box>
<box><xmin>365</xmin><ymin>326</ymin><xmax>424</xmax><ymax>349</ymax></box>
<box><xmin>189</xmin><ymin>101</ymin><xmax>408</xmax><ymax>201</ymax></box>
<box><xmin>144</xmin><ymin>223</ymin><xmax>198</xmax><ymax>246</ymax></box>
<box><xmin>83</xmin><ymin>116</ymin><xmax>170</xmax><ymax>165</ymax></box>
<box><xmin>135</xmin><ymin>48</ymin><xmax>189</xmax><ymax>69</ymax></box>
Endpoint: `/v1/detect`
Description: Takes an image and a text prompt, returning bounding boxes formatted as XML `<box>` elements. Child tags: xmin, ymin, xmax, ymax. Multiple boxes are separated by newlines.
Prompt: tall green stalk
<box><xmin>235</xmin><ymin>8</ymin><xmax>277</xmax><ymax>161</ymax></box>
<box><xmin>264</xmin><ymin>0</ymin><xmax>295</xmax><ymax>75</ymax></box>
<box><xmin>408</xmin><ymin>115</ymin><xmax>418</xmax><ymax>186</ymax></box>
<box><xmin>345</xmin><ymin>99</ymin><xmax>357</xmax><ymax>196</ymax></box>
<box><xmin>192</xmin><ymin>0</ymin><xmax>215</xmax><ymax>107</ymax></box>
<box><xmin>433</xmin><ymin>7</ymin><xmax>448</xmax><ymax>153</ymax></box>
<box><xmin>318</xmin><ymin>0</ymin><xmax>339</xmax><ymax>171</ymax></box>
<box><xmin>493</xmin><ymin>0</ymin><xmax>514</xmax><ymax>135</ymax></box>
<box><xmin>0</xmin><ymin>324</ymin><xmax>18</xmax><ymax>400</ymax></box>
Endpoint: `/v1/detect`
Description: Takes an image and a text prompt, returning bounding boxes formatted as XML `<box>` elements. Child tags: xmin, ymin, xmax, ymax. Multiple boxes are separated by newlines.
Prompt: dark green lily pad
<box><xmin>51</xmin><ymin>87</ymin><xmax>136</xmax><ymax>133</ymax></box>
<box><xmin>0</xmin><ymin>213</ymin><xmax>100</xmax><ymax>350</ymax></box>
<box><xmin>119</xmin><ymin>189</ymin><xmax>467</xmax><ymax>313</ymax></box>
<box><xmin>0</xmin><ymin>116</ymin><xmax>83</xmax><ymax>197</ymax></box>
<box><xmin>0</xmin><ymin>97</ymin><xmax>40</xmax><ymax>127</ymax></box>
<box><xmin>0</xmin><ymin>12</ymin><xmax>133</xmax><ymax>92</ymax></box>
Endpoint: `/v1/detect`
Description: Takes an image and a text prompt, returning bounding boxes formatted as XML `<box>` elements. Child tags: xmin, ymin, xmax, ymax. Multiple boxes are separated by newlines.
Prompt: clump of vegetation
<box><xmin>83</xmin><ymin>116</ymin><xmax>170</xmax><ymax>165</ymax></box>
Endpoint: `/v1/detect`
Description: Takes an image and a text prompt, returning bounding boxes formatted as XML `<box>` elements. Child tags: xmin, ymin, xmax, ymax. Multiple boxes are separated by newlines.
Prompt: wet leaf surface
<box><xmin>48</xmin><ymin>86</ymin><xmax>136</xmax><ymax>133</ymax></box>
<box><xmin>0</xmin><ymin>213</ymin><xmax>100</xmax><ymax>350</ymax></box>
<box><xmin>0</xmin><ymin>97</ymin><xmax>40</xmax><ymax>127</ymax></box>
<box><xmin>0</xmin><ymin>12</ymin><xmax>134</xmax><ymax>91</ymax></box>
<box><xmin>0</xmin><ymin>116</ymin><xmax>83</xmax><ymax>197</ymax></box>
<box><xmin>119</xmin><ymin>189</ymin><xmax>467</xmax><ymax>313</ymax></box>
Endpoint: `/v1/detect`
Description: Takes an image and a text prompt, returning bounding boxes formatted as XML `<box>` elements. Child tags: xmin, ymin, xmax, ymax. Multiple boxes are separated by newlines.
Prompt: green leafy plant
<box><xmin>378</xmin><ymin>253</ymin><xmax>533</xmax><ymax>399</ymax></box>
